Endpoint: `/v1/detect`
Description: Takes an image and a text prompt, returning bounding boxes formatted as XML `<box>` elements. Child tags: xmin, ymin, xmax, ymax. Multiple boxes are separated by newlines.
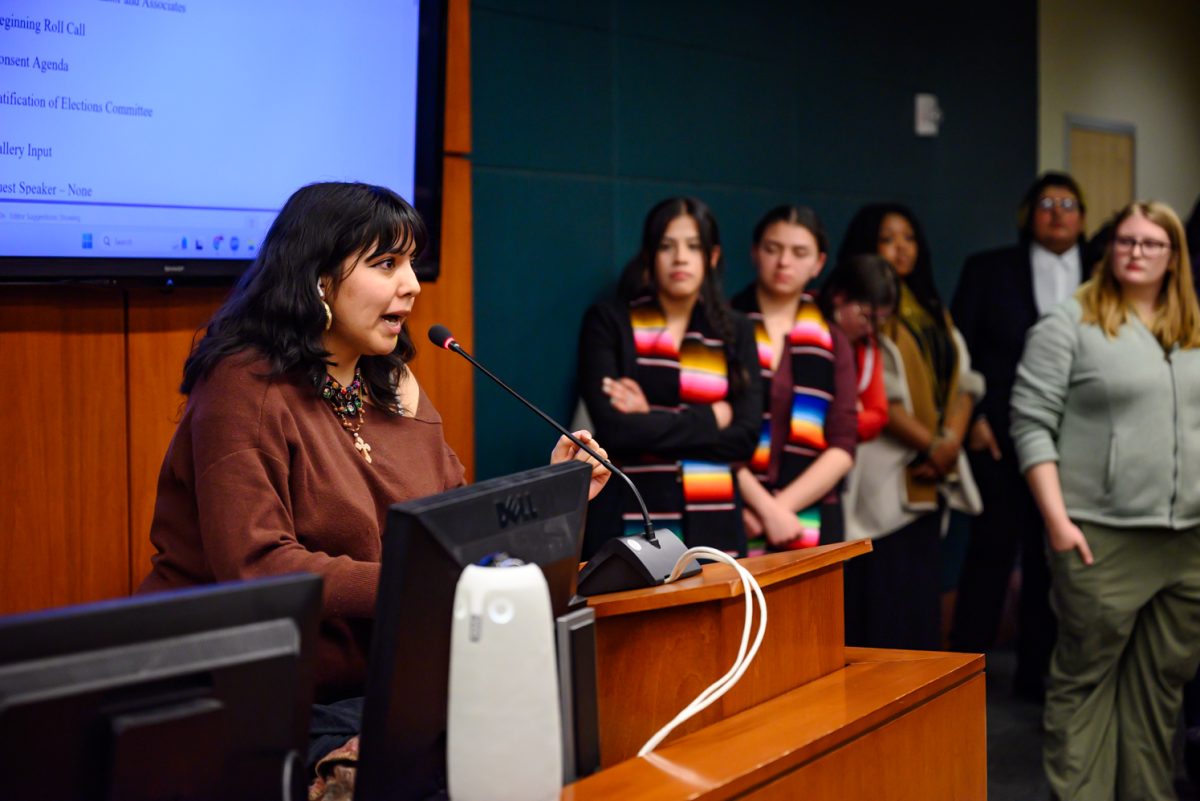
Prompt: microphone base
<box><xmin>575</xmin><ymin>530</ymin><xmax>701</xmax><ymax>597</ymax></box>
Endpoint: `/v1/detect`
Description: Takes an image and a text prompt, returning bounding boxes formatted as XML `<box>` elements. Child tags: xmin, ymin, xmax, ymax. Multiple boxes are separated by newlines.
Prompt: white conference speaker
<box><xmin>447</xmin><ymin>564</ymin><xmax>562</xmax><ymax>801</ymax></box>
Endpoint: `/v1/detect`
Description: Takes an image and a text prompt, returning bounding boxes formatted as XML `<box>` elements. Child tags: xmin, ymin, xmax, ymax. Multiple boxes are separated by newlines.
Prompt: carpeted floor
<box><xmin>983</xmin><ymin>648</ymin><xmax>1049</xmax><ymax>800</ymax></box>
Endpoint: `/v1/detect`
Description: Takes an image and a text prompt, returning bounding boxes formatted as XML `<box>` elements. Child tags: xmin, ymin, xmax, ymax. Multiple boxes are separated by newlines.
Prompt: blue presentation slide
<box><xmin>0</xmin><ymin>0</ymin><xmax>420</xmax><ymax>261</ymax></box>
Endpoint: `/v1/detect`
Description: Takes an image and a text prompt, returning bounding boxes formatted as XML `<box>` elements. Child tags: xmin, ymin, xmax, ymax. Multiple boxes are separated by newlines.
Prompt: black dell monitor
<box><xmin>356</xmin><ymin>460</ymin><xmax>592</xmax><ymax>801</ymax></box>
<box><xmin>0</xmin><ymin>573</ymin><xmax>322</xmax><ymax>801</ymax></box>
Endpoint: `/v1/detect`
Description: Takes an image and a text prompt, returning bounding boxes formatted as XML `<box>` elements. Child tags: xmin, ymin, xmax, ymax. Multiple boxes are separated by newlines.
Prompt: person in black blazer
<box><xmin>949</xmin><ymin>172</ymin><xmax>1090</xmax><ymax>701</ymax></box>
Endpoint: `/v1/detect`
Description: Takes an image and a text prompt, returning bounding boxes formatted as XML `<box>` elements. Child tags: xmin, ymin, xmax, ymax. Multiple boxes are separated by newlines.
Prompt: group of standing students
<box><xmin>577</xmin><ymin>197</ymin><xmax>978</xmax><ymax>651</ymax></box>
<box><xmin>135</xmin><ymin>178</ymin><xmax>1200</xmax><ymax>800</ymax></box>
<box><xmin>579</xmin><ymin>188</ymin><xmax>1200</xmax><ymax>801</ymax></box>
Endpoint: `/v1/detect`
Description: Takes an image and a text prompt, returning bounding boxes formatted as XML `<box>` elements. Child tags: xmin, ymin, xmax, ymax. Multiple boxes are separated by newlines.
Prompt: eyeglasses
<box><xmin>1035</xmin><ymin>197</ymin><xmax>1080</xmax><ymax>212</ymax></box>
<box><xmin>844</xmin><ymin>302</ymin><xmax>893</xmax><ymax>329</ymax></box>
<box><xmin>1113</xmin><ymin>236</ymin><xmax>1171</xmax><ymax>258</ymax></box>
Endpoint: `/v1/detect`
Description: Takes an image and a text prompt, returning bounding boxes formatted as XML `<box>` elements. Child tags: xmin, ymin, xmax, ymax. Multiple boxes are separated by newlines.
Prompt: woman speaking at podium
<box><xmin>577</xmin><ymin>196</ymin><xmax>759</xmax><ymax>557</ymax></box>
<box><xmin>136</xmin><ymin>182</ymin><xmax>609</xmax><ymax>706</ymax></box>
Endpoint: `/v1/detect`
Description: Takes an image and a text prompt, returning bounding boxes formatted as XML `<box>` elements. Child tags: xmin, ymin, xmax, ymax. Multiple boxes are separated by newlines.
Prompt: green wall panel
<box><xmin>474</xmin><ymin>0</ymin><xmax>611</xmax><ymax>31</ymax></box>
<box><xmin>471</xmin><ymin>0</ymin><xmax>1036</xmax><ymax>479</ymax></box>
<box><xmin>471</xmin><ymin>168</ymin><xmax>615</xmax><ymax>478</ymax></box>
<box><xmin>615</xmin><ymin>40</ymin><xmax>798</xmax><ymax>188</ymax></box>
<box><xmin>473</xmin><ymin>9</ymin><xmax>613</xmax><ymax>173</ymax></box>
<box><xmin>613</xmin><ymin>1</ymin><xmax>798</xmax><ymax>60</ymax></box>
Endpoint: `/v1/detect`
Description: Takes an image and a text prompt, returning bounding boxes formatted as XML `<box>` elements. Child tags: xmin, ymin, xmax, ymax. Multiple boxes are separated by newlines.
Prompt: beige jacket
<box><xmin>843</xmin><ymin>327</ymin><xmax>984</xmax><ymax>541</ymax></box>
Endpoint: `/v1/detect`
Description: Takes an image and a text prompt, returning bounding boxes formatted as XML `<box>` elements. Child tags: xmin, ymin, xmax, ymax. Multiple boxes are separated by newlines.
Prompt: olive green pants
<box><xmin>1045</xmin><ymin>521</ymin><xmax>1200</xmax><ymax>801</ymax></box>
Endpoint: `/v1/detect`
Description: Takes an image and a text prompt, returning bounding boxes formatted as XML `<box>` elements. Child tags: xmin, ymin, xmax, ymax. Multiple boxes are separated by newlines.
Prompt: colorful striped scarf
<box><xmin>733</xmin><ymin>288</ymin><xmax>836</xmax><ymax>553</ymax></box>
<box><xmin>622</xmin><ymin>297</ymin><xmax>742</xmax><ymax>553</ymax></box>
<box><xmin>630</xmin><ymin>301</ymin><xmax>729</xmax><ymax>404</ymax></box>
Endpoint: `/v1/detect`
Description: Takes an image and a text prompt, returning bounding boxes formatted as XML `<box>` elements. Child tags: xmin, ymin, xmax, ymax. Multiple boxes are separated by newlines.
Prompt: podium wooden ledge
<box><xmin>584</xmin><ymin>542</ymin><xmax>874</xmax><ymax>765</ymax></box>
<box><xmin>563</xmin><ymin>648</ymin><xmax>987</xmax><ymax>801</ymax></box>
<box><xmin>567</xmin><ymin>543</ymin><xmax>988</xmax><ymax>799</ymax></box>
<box><xmin>585</xmin><ymin>541</ymin><xmax>872</xmax><ymax>618</ymax></box>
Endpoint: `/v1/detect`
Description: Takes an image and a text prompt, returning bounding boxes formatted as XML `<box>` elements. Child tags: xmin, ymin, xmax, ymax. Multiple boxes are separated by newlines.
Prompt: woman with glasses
<box><xmin>1013</xmin><ymin>200</ymin><xmax>1200</xmax><ymax>801</ymax></box>
<box><xmin>836</xmin><ymin>203</ymin><xmax>983</xmax><ymax>650</ymax></box>
<box><xmin>729</xmin><ymin>206</ymin><xmax>858</xmax><ymax>553</ymax></box>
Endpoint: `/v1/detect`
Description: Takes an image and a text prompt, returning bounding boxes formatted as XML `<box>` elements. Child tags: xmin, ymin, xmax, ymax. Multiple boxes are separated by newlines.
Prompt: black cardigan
<box><xmin>576</xmin><ymin>296</ymin><xmax>761</xmax><ymax>555</ymax></box>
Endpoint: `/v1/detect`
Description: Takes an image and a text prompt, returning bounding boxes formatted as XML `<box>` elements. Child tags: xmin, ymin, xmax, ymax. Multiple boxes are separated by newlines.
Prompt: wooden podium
<box><xmin>563</xmin><ymin>541</ymin><xmax>987</xmax><ymax>800</ymax></box>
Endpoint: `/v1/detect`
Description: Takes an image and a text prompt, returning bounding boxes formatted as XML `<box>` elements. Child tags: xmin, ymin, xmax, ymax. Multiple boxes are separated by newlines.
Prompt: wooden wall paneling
<box><xmin>411</xmin><ymin>0</ymin><xmax>474</xmax><ymax>479</ymax></box>
<box><xmin>411</xmin><ymin>156</ymin><xmax>475</xmax><ymax>480</ymax></box>
<box><xmin>125</xmin><ymin>287</ymin><xmax>228</xmax><ymax>588</ymax></box>
<box><xmin>444</xmin><ymin>0</ymin><xmax>471</xmax><ymax>156</ymax></box>
<box><xmin>0</xmin><ymin>287</ymin><xmax>130</xmax><ymax>614</ymax></box>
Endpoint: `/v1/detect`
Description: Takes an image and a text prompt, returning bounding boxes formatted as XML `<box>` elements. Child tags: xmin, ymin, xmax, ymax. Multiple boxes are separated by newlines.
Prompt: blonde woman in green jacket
<box><xmin>1012</xmin><ymin>200</ymin><xmax>1200</xmax><ymax>801</ymax></box>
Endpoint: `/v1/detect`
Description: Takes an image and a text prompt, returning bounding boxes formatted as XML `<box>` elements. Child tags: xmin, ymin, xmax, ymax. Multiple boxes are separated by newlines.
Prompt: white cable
<box><xmin>666</xmin><ymin>552</ymin><xmax>765</xmax><ymax>725</ymax></box>
<box><xmin>637</xmin><ymin>548</ymin><xmax>767</xmax><ymax>755</ymax></box>
<box><xmin>637</xmin><ymin>546</ymin><xmax>768</xmax><ymax>756</ymax></box>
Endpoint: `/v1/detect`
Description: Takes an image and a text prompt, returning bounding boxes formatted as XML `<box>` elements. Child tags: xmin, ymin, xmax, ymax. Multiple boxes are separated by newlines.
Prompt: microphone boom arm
<box><xmin>439</xmin><ymin>338</ymin><xmax>660</xmax><ymax>547</ymax></box>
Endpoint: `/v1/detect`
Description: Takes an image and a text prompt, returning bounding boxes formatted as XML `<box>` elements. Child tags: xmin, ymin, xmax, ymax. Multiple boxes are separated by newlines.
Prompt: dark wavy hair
<box><xmin>837</xmin><ymin>202</ymin><xmax>946</xmax><ymax>328</ymax></box>
<box><xmin>181</xmin><ymin>182</ymin><xmax>427</xmax><ymax>414</ymax></box>
<box><xmin>751</xmin><ymin>204</ymin><xmax>829</xmax><ymax>254</ymax></box>
<box><xmin>817</xmin><ymin>253</ymin><xmax>898</xmax><ymax>323</ymax></box>
<box><xmin>616</xmin><ymin>196</ymin><xmax>747</xmax><ymax>396</ymax></box>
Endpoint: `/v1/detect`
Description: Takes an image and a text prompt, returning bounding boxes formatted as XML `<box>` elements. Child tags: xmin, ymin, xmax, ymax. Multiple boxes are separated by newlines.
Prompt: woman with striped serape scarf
<box><xmin>730</xmin><ymin>206</ymin><xmax>858</xmax><ymax>555</ymax></box>
<box><xmin>577</xmin><ymin>197</ymin><xmax>760</xmax><ymax>559</ymax></box>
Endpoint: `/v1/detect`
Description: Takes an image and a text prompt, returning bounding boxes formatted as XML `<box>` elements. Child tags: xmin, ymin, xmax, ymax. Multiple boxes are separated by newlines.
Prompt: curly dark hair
<box><xmin>181</xmin><ymin>182</ymin><xmax>427</xmax><ymax>414</ymax></box>
<box><xmin>617</xmin><ymin>196</ymin><xmax>748</xmax><ymax>397</ymax></box>
<box><xmin>837</xmin><ymin>202</ymin><xmax>946</xmax><ymax>328</ymax></box>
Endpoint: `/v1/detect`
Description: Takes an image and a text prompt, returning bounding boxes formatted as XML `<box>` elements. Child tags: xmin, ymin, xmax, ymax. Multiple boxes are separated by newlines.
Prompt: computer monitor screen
<box><xmin>0</xmin><ymin>0</ymin><xmax>446</xmax><ymax>282</ymax></box>
<box><xmin>0</xmin><ymin>573</ymin><xmax>322</xmax><ymax>801</ymax></box>
<box><xmin>356</xmin><ymin>460</ymin><xmax>592</xmax><ymax>801</ymax></box>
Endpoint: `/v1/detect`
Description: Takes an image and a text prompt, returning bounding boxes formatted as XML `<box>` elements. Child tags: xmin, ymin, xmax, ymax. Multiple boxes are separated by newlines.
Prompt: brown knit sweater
<box><xmin>137</xmin><ymin>353</ymin><xmax>465</xmax><ymax>700</ymax></box>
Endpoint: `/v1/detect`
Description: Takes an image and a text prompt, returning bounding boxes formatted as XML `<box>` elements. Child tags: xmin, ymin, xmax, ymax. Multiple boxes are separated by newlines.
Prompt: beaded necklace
<box><xmin>322</xmin><ymin>368</ymin><xmax>372</xmax><ymax>463</ymax></box>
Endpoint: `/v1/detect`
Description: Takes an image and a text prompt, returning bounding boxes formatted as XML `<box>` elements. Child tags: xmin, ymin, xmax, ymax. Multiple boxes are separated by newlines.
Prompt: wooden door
<box><xmin>1068</xmin><ymin>120</ymin><xmax>1135</xmax><ymax>236</ymax></box>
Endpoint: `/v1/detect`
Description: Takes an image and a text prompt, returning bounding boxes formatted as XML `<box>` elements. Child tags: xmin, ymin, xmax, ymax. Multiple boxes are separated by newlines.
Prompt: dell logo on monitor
<box><xmin>495</xmin><ymin>494</ymin><xmax>538</xmax><ymax>528</ymax></box>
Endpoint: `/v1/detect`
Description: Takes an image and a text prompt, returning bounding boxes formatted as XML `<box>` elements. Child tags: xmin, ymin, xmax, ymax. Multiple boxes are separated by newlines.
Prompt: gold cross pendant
<box><xmin>353</xmin><ymin>433</ymin><xmax>373</xmax><ymax>464</ymax></box>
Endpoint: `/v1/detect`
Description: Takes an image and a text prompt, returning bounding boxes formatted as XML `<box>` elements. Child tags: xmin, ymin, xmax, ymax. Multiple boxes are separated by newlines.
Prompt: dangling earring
<box><xmin>318</xmin><ymin>282</ymin><xmax>332</xmax><ymax>331</ymax></box>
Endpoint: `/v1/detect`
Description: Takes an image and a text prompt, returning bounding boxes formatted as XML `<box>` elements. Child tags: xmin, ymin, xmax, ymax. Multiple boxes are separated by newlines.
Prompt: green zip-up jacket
<box><xmin>1011</xmin><ymin>297</ymin><xmax>1200</xmax><ymax>530</ymax></box>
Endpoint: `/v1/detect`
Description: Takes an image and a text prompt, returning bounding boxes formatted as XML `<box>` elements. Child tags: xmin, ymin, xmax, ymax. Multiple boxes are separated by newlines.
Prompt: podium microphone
<box><xmin>427</xmin><ymin>324</ymin><xmax>700</xmax><ymax>594</ymax></box>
